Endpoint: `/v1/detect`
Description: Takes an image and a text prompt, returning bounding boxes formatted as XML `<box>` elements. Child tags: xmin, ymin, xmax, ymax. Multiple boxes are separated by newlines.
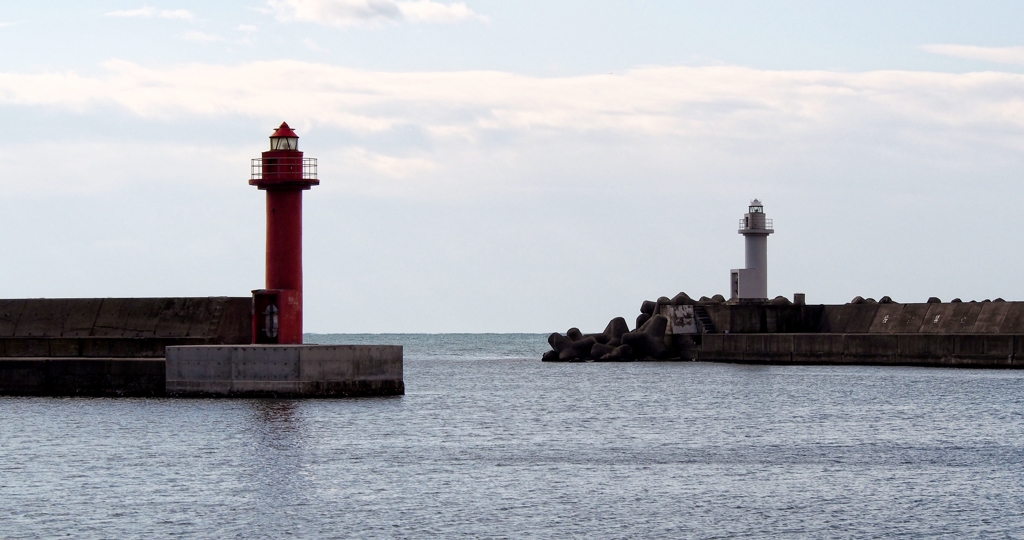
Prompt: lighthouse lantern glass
<box><xmin>271</xmin><ymin>136</ymin><xmax>298</xmax><ymax>151</ymax></box>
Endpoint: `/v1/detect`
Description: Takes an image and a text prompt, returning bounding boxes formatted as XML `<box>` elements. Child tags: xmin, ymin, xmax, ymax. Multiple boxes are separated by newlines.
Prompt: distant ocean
<box><xmin>2</xmin><ymin>334</ymin><xmax>1022</xmax><ymax>537</ymax></box>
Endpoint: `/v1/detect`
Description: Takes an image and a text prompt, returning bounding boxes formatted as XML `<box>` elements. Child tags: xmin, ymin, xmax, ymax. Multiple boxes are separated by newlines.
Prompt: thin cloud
<box><xmin>266</xmin><ymin>0</ymin><xmax>485</xmax><ymax>27</ymax></box>
<box><xmin>2</xmin><ymin>61</ymin><xmax>1023</xmax><ymax>139</ymax></box>
<box><xmin>237</xmin><ymin>24</ymin><xmax>259</xmax><ymax>32</ymax></box>
<box><xmin>105</xmin><ymin>7</ymin><xmax>195</xmax><ymax>21</ymax></box>
<box><xmin>922</xmin><ymin>44</ymin><xmax>1024</xmax><ymax>65</ymax></box>
<box><xmin>182</xmin><ymin>30</ymin><xmax>224</xmax><ymax>42</ymax></box>
<box><xmin>304</xmin><ymin>38</ymin><xmax>328</xmax><ymax>52</ymax></box>
<box><xmin>0</xmin><ymin>22</ymin><xmax>15</xmax><ymax>28</ymax></box>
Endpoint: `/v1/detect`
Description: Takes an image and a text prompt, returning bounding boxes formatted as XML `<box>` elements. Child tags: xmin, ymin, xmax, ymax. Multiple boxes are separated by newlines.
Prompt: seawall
<box><xmin>699</xmin><ymin>301</ymin><xmax>1024</xmax><ymax>335</ymax></box>
<box><xmin>0</xmin><ymin>297</ymin><xmax>250</xmax><ymax>396</ymax></box>
<box><xmin>696</xmin><ymin>333</ymin><xmax>1024</xmax><ymax>368</ymax></box>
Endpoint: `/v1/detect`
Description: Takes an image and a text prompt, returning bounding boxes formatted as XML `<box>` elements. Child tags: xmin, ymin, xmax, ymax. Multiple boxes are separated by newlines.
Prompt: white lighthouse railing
<box><xmin>738</xmin><ymin>218</ymin><xmax>773</xmax><ymax>231</ymax></box>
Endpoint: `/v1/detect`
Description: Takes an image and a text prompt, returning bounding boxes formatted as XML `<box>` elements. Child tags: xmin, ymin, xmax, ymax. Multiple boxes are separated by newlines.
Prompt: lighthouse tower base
<box><xmin>165</xmin><ymin>344</ymin><xmax>404</xmax><ymax>397</ymax></box>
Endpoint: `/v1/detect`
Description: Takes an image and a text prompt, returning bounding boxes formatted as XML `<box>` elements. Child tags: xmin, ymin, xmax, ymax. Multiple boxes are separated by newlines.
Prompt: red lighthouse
<box><xmin>249</xmin><ymin>122</ymin><xmax>319</xmax><ymax>344</ymax></box>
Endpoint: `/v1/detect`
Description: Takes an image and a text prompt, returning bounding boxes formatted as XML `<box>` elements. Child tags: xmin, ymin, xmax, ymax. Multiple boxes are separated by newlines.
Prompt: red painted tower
<box><xmin>249</xmin><ymin>122</ymin><xmax>319</xmax><ymax>344</ymax></box>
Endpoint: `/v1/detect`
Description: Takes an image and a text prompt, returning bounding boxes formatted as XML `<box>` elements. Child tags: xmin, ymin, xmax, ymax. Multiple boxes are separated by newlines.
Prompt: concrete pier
<box><xmin>166</xmin><ymin>345</ymin><xmax>404</xmax><ymax>397</ymax></box>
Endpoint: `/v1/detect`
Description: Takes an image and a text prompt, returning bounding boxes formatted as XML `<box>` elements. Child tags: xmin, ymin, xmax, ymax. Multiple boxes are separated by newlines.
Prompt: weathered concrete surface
<box><xmin>166</xmin><ymin>345</ymin><xmax>404</xmax><ymax>397</ymax></box>
<box><xmin>0</xmin><ymin>297</ymin><xmax>249</xmax><ymax>340</ymax></box>
<box><xmin>0</xmin><ymin>337</ymin><xmax>212</xmax><ymax>358</ymax></box>
<box><xmin>0</xmin><ymin>358</ymin><xmax>165</xmax><ymax>396</ymax></box>
<box><xmin>0</xmin><ymin>298</ymin><xmax>250</xmax><ymax>359</ymax></box>
<box><xmin>695</xmin><ymin>301</ymin><xmax>1024</xmax><ymax>335</ymax></box>
<box><xmin>0</xmin><ymin>298</ymin><xmax>253</xmax><ymax>397</ymax></box>
<box><xmin>695</xmin><ymin>333</ymin><xmax>1024</xmax><ymax>368</ymax></box>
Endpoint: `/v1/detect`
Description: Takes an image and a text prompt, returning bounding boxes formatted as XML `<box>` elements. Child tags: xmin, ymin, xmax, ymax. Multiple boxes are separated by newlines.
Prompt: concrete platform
<box><xmin>165</xmin><ymin>345</ymin><xmax>404</xmax><ymax>397</ymax></box>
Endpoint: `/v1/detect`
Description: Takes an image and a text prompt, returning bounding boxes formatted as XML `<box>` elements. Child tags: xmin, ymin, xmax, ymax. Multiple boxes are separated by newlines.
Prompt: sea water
<box><xmin>1</xmin><ymin>334</ymin><xmax>1022</xmax><ymax>538</ymax></box>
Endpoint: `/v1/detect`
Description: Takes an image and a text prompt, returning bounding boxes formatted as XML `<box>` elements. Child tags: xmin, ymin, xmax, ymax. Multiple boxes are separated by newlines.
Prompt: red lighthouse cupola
<box><xmin>249</xmin><ymin>122</ymin><xmax>319</xmax><ymax>344</ymax></box>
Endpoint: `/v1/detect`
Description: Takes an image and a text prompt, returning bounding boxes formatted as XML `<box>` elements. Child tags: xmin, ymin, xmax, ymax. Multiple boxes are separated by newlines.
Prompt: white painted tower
<box><xmin>730</xmin><ymin>199</ymin><xmax>774</xmax><ymax>301</ymax></box>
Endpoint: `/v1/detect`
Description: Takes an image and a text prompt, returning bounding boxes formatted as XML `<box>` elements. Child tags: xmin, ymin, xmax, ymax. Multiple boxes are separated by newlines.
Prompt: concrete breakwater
<box><xmin>0</xmin><ymin>297</ymin><xmax>406</xmax><ymax>397</ymax></box>
<box><xmin>543</xmin><ymin>293</ymin><xmax>1024</xmax><ymax>368</ymax></box>
<box><xmin>0</xmin><ymin>297</ymin><xmax>250</xmax><ymax>396</ymax></box>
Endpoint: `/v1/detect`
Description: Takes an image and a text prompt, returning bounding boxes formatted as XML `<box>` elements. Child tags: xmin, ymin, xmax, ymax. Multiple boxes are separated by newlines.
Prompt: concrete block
<box><xmin>918</xmin><ymin>304</ymin><xmax>957</xmax><ymax>334</ymax></box>
<box><xmin>820</xmin><ymin>305</ymin><xmax>850</xmax><ymax>333</ymax></box>
<box><xmin>723</xmin><ymin>334</ymin><xmax>746</xmax><ymax>353</ymax></box>
<box><xmin>165</xmin><ymin>345</ymin><xmax>232</xmax><ymax>380</ymax></box>
<box><xmin>61</xmin><ymin>299</ymin><xmax>103</xmax><ymax>337</ymax></box>
<box><xmin>898</xmin><ymin>334</ymin><xmax>954</xmax><ymax>358</ymax></box>
<box><xmin>843</xmin><ymin>334</ymin><xmax>896</xmax><ymax>363</ymax></box>
<box><xmin>741</xmin><ymin>334</ymin><xmax>793</xmax><ymax>363</ymax></box>
<box><xmin>153</xmin><ymin>297</ymin><xmax>207</xmax><ymax>338</ymax></box>
<box><xmin>14</xmin><ymin>299</ymin><xmax>66</xmax><ymax>338</ymax></box>
<box><xmin>79</xmin><ymin>338</ymin><xmax>165</xmax><ymax>358</ymax></box>
<box><xmin>0</xmin><ymin>300</ymin><xmax>26</xmax><ymax>337</ymax></box>
<box><xmin>955</xmin><ymin>335</ymin><xmax>986</xmax><ymax>356</ymax></box>
<box><xmin>314</xmin><ymin>345</ymin><xmax>403</xmax><ymax>380</ymax></box>
<box><xmin>48</xmin><ymin>338</ymin><xmax>80</xmax><ymax>357</ymax></box>
<box><xmin>764</xmin><ymin>306</ymin><xmax>812</xmax><ymax>333</ymax></box>
<box><xmin>45</xmin><ymin>359</ymin><xmax>165</xmax><ymax>397</ymax></box>
<box><xmin>833</xmin><ymin>304</ymin><xmax>879</xmax><ymax>333</ymax></box>
<box><xmin>122</xmin><ymin>298</ymin><xmax>168</xmax><ymax>338</ymax></box>
<box><xmin>939</xmin><ymin>303</ymin><xmax>983</xmax><ymax>333</ymax></box>
<box><xmin>768</xmin><ymin>334</ymin><xmax>794</xmax><ymax>354</ymax></box>
<box><xmin>696</xmin><ymin>335</ymin><xmax>729</xmax><ymax>362</ymax></box>
<box><xmin>0</xmin><ymin>358</ymin><xmax>165</xmax><ymax>397</ymax></box>
<box><xmin>214</xmin><ymin>297</ymin><xmax>252</xmax><ymax>343</ymax></box>
<box><xmin>951</xmin><ymin>335</ymin><xmax>1015</xmax><ymax>367</ymax></box>
<box><xmin>699</xmin><ymin>305</ymin><xmax>729</xmax><ymax>335</ymax></box>
<box><xmin>165</xmin><ymin>344</ymin><xmax>404</xmax><ymax>397</ymax></box>
<box><xmin>793</xmin><ymin>334</ymin><xmax>843</xmax><ymax>354</ymax></box>
<box><xmin>791</xmin><ymin>304</ymin><xmax>826</xmax><ymax>333</ymax></box>
<box><xmin>0</xmin><ymin>359</ymin><xmax>49</xmax><ymax>393</ymax></box>
<box><xmin>868</xmin><ymin>304</ymin><xmax>907</xmax><ymax>333</ymax></box>
<box><xmin>984</xmin><ymin>335</ymin><xmax>1014</xmax><ymax>356</ymax></box>
<box><xmin>232</xmin><ymin>346</ymin><xmax>300</xmax><ymax>381</ymax></box>
<box><xmin>888</xmin><ymin>304</ymin><xmax>930</xmax><ymax>333</ymax></box>
<box><xmin>991</xmin><ymin>303</ymin><xmax>1024</xmax><ymax>334</ymax></box>
<box><xmin>3</xmin><ymin>338</ymin><xmax>50</xmax><ymax>357</ymax></box>
<box><xmin>91</xmin><ymin>299</ymin><xmax>135</xmax><ymax>337</ymax></box>
<box><xmin>728</xmin><ymin>306</ymin><xmax>763</xmax><ymax>333</ymax></box>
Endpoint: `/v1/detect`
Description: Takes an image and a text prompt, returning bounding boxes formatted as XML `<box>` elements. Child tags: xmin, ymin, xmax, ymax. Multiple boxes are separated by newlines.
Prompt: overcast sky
<box><xmin>3</xmin><ymin>1</ymin><xmax>1024</xmax><ymax>332</ymax></box>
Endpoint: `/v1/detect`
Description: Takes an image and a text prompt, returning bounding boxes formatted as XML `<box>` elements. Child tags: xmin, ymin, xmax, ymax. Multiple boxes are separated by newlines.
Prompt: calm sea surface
<box><xmin>2</xmin><ymin>334</ymin><xmax>1023</xmax><ymax>538</ymax></box>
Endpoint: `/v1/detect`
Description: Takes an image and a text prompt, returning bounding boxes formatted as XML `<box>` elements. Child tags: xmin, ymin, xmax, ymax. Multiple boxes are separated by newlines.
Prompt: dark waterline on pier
<box><xmin>2</xmin><ymin>334</ymin><xmax>1022</xmax><ymax>537</ymax></box>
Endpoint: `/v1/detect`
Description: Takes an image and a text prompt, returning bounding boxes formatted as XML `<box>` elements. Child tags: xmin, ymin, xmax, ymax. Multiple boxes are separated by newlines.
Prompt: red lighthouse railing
<box><xmin>250</xmin><ymin>158</ymin><xmax>318</xmax><ymax>181</ymax></box>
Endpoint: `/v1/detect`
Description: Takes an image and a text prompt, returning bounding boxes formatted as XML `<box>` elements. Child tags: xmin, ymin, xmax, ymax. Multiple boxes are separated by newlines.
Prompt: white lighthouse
<box><xmin>730</xmin><ymin>199</ymin><xmax>773</xmax><ymax>301</ymax></box>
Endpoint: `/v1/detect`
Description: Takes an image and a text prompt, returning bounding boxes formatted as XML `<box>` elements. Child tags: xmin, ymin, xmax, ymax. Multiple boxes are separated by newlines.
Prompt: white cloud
<box><xmin>0</xmin><ymin>22</ymin><xmax>14</xmax><ymax>28</ymax></box>
<box><xmin>303</xmin><ymin>38</ymin><xmax>328</xmax><ymax>51</ymax></box>
<box><xmin>266</xmin><ymin>0</ymin><xmax>484</xmax><ymax>26</ymax></box>
<box><xmin>922</xmin><ymin>44</ymin><xmax>1024</xmax><ymax>65</ymax></box>
<box><xmin>106</xmin><ymin>7</ymin><xmax>157</xmax><ymax>17</ymax></box>
<box><xmin>182</xmin><ymin>30</ymin><xmax>225</xmax><ymax>42</ymax></box>
<box><xmin>237</xmin><ymin>24</ymin><xmax>259</xmax><ymax>32</ymax></box>
<box><xmin>160</xmin><ymin>9</ymin><xmax>195</xmax><ymax>21</ymax></box>
<box><xmin>105</xmin><ymin>7</ymin><xmax>195</xmax><ymax>21</ymax></box>
<box><xmin>2</xmin><ymin>60</ymin><xmax>1023</xmax><ymax>140</ymax></box>
<box><xmin>397</xmin><ymin>0</ymin><xmax>481</xmax><ymax>24</ymax></box>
